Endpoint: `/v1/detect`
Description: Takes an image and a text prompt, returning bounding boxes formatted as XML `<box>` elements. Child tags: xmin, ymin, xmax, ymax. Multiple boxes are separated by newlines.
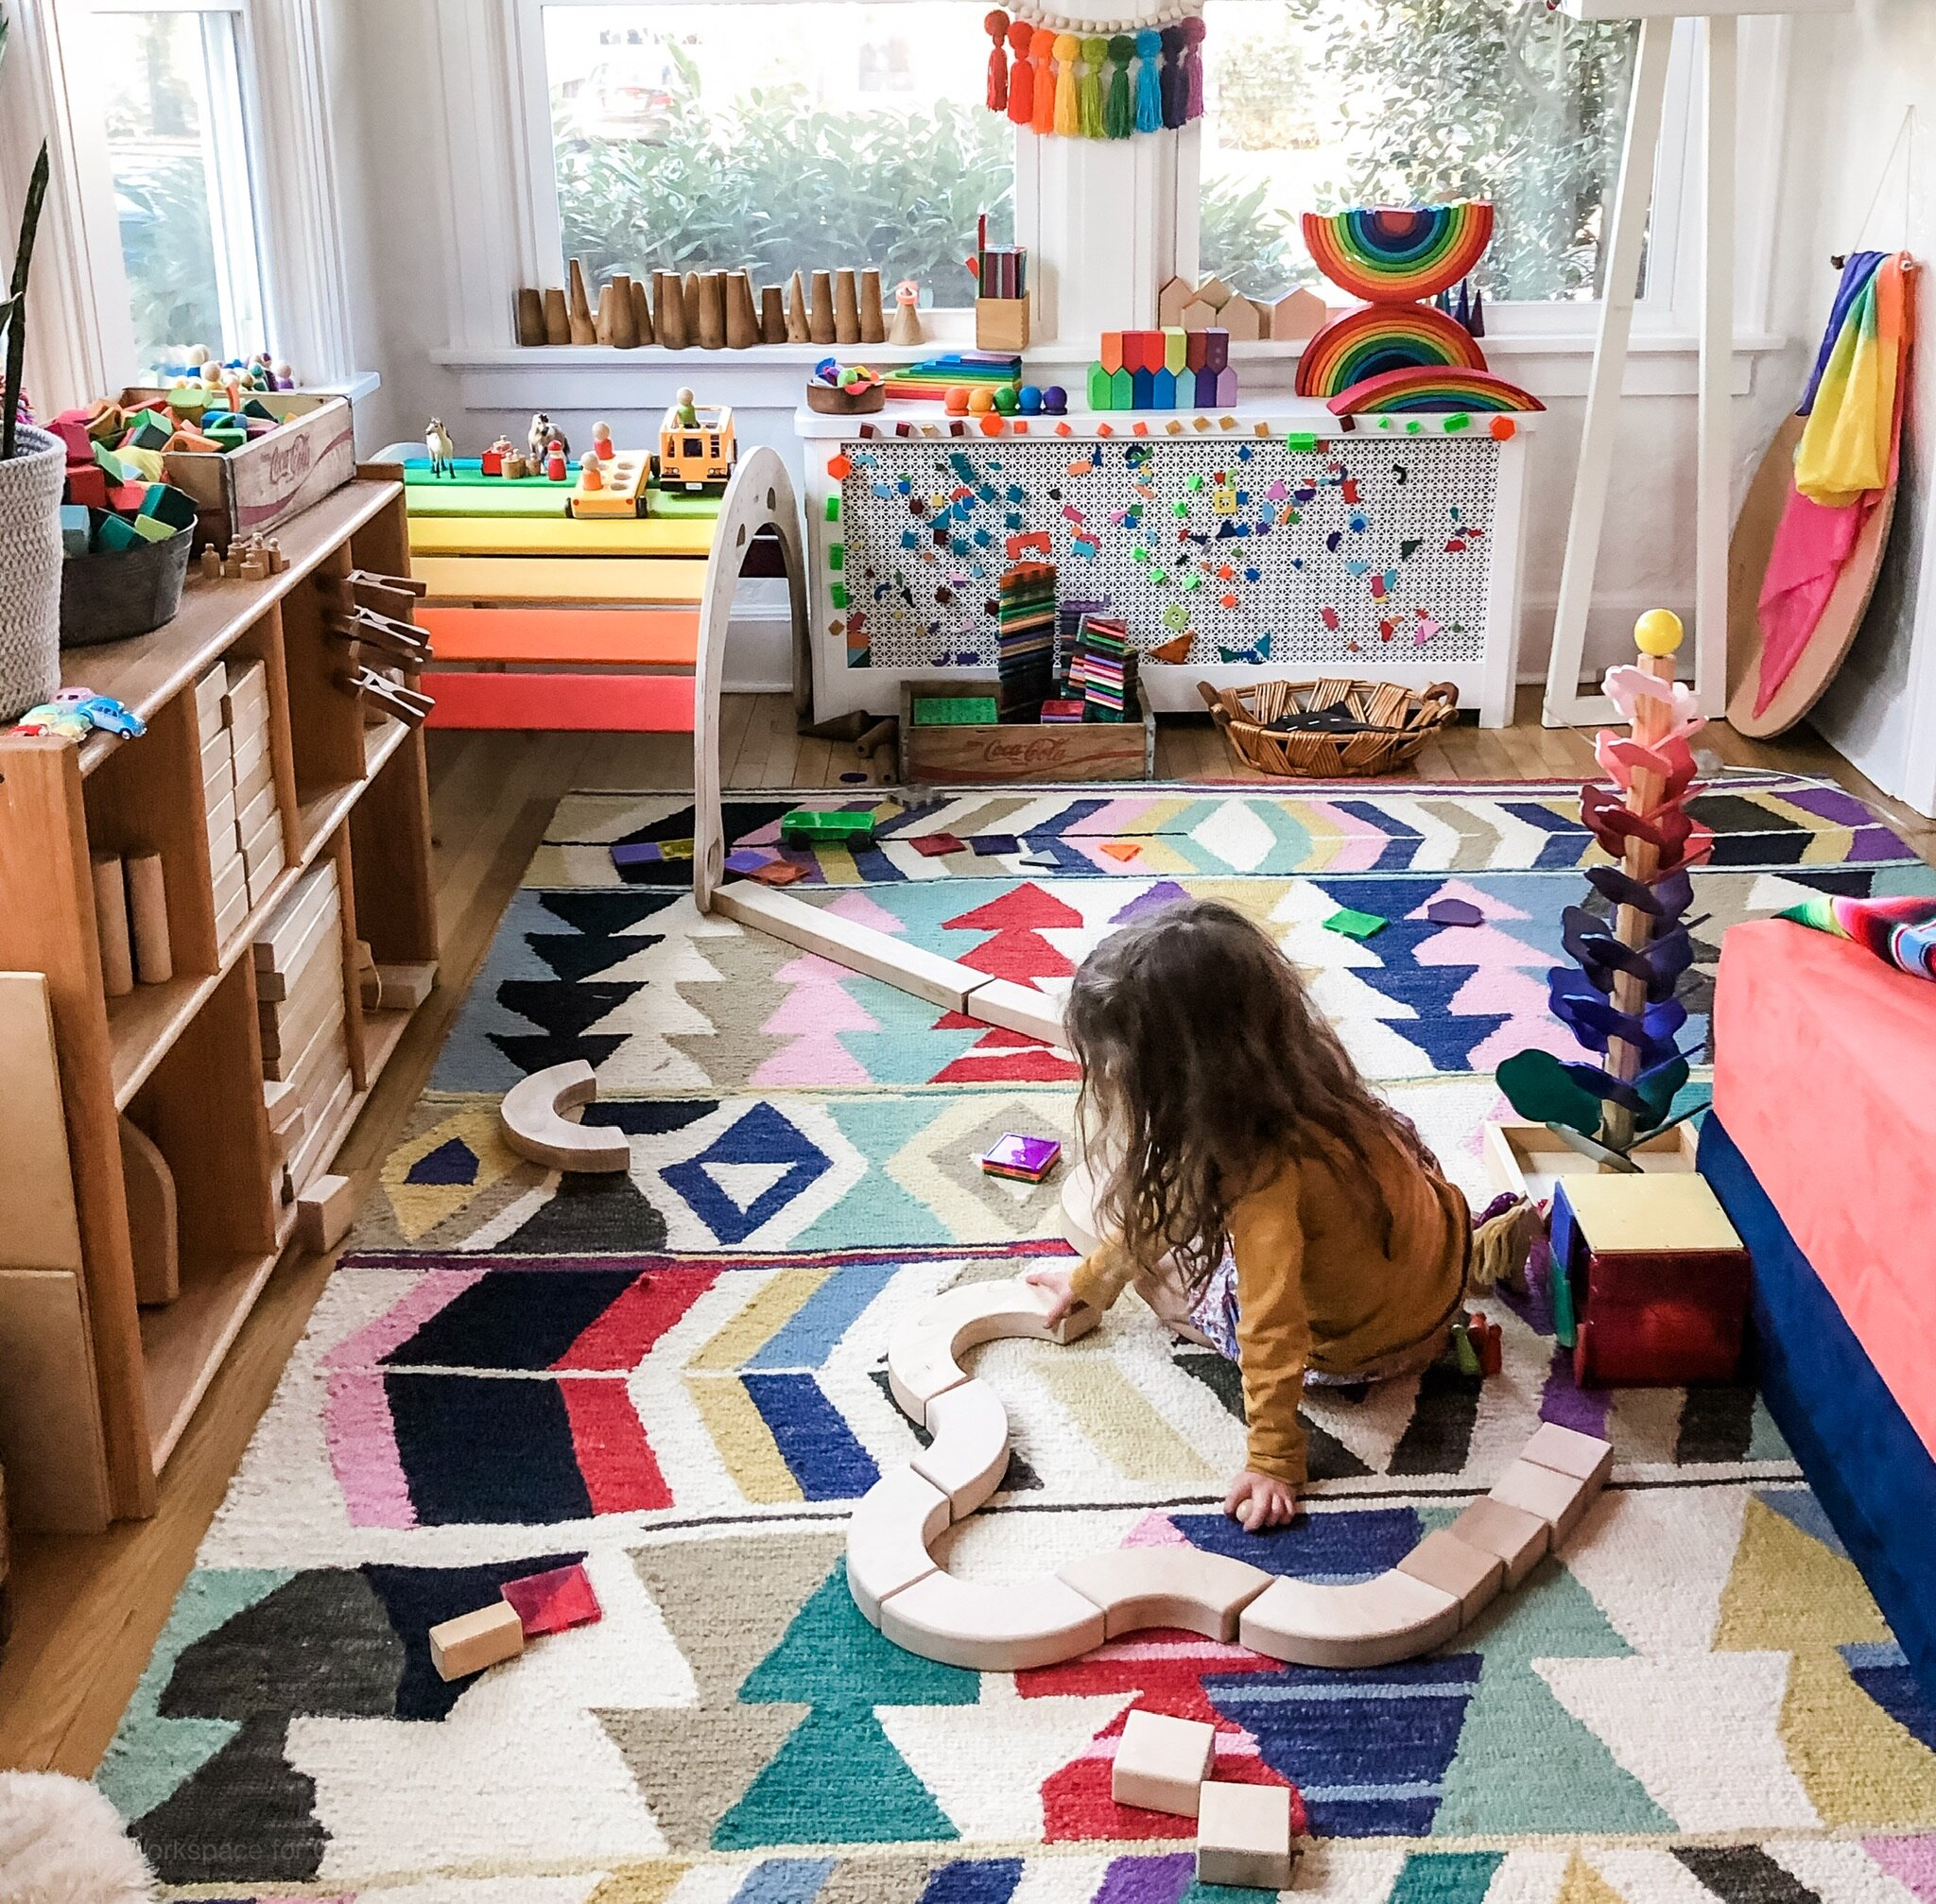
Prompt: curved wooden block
<box><xmin>1057</xmin><ymin>1546</ymin><xmax>1273</xmax><ymax>1641</ymax></box>
<box><xmin>879</xmin><ymin>1569</ymin><xmax>1106</xmax><ymax>1670</ymax></box>
<box><xmin>847</xmin><ymin>1465</ymin><xmax>951</xmax><ymax>1626</ymax></box>
<box><xmin>1237</xmin><ymin>1568</ymin><xmax>1461</xmax><ymax>1669</ymax></box>
<box><xmin>1060</xmin><ymin>1158</ymin><xmax>1106</xmax><ymax>1257</ymax></box>
<box><xmin>498</xmin><ymin>1060</ymin><xmax>630</xmax><ymax>1174</ymax></box>
<box><xmin>911</xmin><ymin>1377</ymin><xmax>1011</xmax><ymax>1520</ymax></box>
<box><xmin>887</xmin><ymin>1276</ymin><xmax>1098</xmax><ymax>1426</ymax></box>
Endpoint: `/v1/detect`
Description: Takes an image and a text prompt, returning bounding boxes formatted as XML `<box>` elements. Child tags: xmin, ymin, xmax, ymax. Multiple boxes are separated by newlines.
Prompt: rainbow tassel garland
<box><xmin>981</xmin><ymin>9</ymin><xmax>1204</xmax><ymax>138</ymax></box>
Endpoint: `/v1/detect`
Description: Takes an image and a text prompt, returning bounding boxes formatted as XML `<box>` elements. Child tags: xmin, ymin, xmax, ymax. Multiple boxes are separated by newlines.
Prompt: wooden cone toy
<box><xmin>834</xmin><ymin>268</ymin><xmax>861</xmax><ymax>344</ymax></box>
<box><xmin>809</xmin><ymin>270</ymin><xmax>837</xmax><ymax>344</ymax></box>
<box><xmin>594</xmin><ymin>281</ymin><xmax>616</xmax><ymax>345</ymax></box>
<box><xmin>725</xmin><ymin>271</ymin><xmax>759</xmax><ymax>348</ymax></box>
<box><xmin>542</xmin><ymin>287</ymin><xmax>570</xmax><ymax>344</ymax></box>
<box><xmin>859</xmin><ymin>268</ymin><xmax>887</xmax><ymax>343</ymax></box>
<box><xmin>515</xmin><ymin>287</ymin><xmax>544</xmax><ymax>346</ymax></box>
<box><xmin>567</xmin><ymin>258</ymin><xmax>596</xmax><ymax>344</ymax></box>
<box><xmin>609</xmin><ymin>273</ymin><xmax>639</xmax><ymax>347</ymax></box>
<box><xmin>629</xmin><ymin>273</ymin><xmax>653</xmax><ymax>346</ymax></box>
<box><xmin>654</xmin><ymin>272</ymin><xmax>688</xmax><ymax>350</ymax></box>
<box><xmin>697</xmin><ymin>272</ymin><xmax>728</xmax><ymax>349</ymax></box>
<box><xmin>759</xmin><ymin>285</ymin><xmax>786</xmax><ymax>343</ymax></box>
<box><xmin>786</xmin><ymin>270</ymin><xmax>811</xmax><ymax>341</ymax></box>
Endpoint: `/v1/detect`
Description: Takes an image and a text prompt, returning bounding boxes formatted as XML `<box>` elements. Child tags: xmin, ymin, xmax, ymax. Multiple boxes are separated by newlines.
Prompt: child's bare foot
<box><xmin>1224</xmin><ymin>1469</ymin><xmax>1300</xmax><ymax>1532</ymax></box>
<box><xmin>1025</xmin><ymin>1263</ymin><xmax>1080</xmax><ymax>1326</ymax></box>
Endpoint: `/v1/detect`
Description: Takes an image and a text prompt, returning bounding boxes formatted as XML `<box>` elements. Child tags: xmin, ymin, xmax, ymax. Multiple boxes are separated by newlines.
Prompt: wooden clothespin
<box><xmin>326</xmin><ymin>603</ymin><xmax>432</xmax><ymax>667</ymax></box>
<box><xmin>336</xmin><ymin>666</ymin><xmax>435</xmax><ymax>727</ymax></box>
<box><xmin>346</xmin><ymin>568</ymin><xmax>428</xmax><ymax>620</ymax></box>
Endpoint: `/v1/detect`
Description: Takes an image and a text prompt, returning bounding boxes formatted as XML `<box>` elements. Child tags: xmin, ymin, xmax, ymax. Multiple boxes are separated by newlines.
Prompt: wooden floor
<box><xmin>2</xmin><ymin>690</ymin><xmax>1929</xmax><ymax>1776</ymax></box>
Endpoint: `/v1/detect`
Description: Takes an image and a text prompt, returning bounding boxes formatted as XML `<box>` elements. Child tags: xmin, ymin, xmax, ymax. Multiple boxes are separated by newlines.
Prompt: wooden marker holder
<box><xmin>976</xmin><ymin>298</ymin><xmax>1029</xmax><ymax>353</ymax></box>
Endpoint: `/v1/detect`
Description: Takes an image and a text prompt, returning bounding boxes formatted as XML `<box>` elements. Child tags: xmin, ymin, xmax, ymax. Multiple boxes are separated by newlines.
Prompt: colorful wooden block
<box><xmin>1099</xmin><ymin>331</ymin><xmax>1125</xmax><ymax>373</ymax></box>
<box><xmin>1131</xmin><ymin>369</ymin><xmax>1154</xmax><ymax>409</ymax></box>
<box><xmin>1088</xmin><ymin>362</ymin><xmax>1115</xmax><ymax>410</ymax></box>
<box><xmin>1058</xmin><ymin>1546</ymin><xmax>1272</xmax><ymax>1641</ymax></box>
<box><xmin>1201</xmin><ymin>329</ymin><xmax>1231</xmax><ymax>373</ymax></box>
<box><xmin>1109</xmin><ymin>368</ymin><xmax>1133</xmax><ymax>409</ymax></box>
<box><xmin>1112</xmin><ymin>1708</ymin><xmax>1216</xmax><ymax>1815</ymax></box>
<box><xmin>1152</xmin><ymin>369</ymin><xmax>1176</xmax><ymax>410</ymax></box>
<box><xmin>1162</xmin><ymin>328</ymin><xmax>1187</xmax><ymax>373</ymax></box>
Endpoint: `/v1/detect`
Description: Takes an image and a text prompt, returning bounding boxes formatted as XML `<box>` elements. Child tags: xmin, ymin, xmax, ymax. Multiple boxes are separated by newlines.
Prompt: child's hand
<box><xmin>1224</xmin><ymin>1469</ymin><xmax>1301</xmax><ymax>1533</ymax></box>
<box><xmin>1025</xmin><ymin>1264</ymin><xmax>1080</xmax><ymax>1325</ymax></box>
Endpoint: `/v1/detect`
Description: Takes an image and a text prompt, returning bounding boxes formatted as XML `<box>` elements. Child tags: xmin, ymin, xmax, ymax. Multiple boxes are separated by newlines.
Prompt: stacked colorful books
<box><xmin>883</xmin><ymin>352</ymin><xmax>1023</xmax><ymax>401</ymax></box>
<box><xmin>980</xmin><ymin>1133</ymin><xmax>1062</xmax><ymax>1183</ymax></box>
<box><xmin>1074</xmin><ymin>614</ymin><xmax>1136</xmax><ymax>722</ymax></box>
<box><xmin>997</xmin><ymin>560</ymin><xmax>1058</xmax><ymax>717</ymax></box>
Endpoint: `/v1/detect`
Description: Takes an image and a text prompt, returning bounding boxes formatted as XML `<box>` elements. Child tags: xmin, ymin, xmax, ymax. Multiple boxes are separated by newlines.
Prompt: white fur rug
<box><xmin>0</xmin><ymin>1774</ymin><xmax>154</xmax><ymax>1904</ymax></box>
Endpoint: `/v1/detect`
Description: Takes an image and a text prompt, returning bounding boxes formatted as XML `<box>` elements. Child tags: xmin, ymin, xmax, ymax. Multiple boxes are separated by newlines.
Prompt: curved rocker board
<box><xmin>1735</xmin><ymin>464</ymin><xmax>1897</xmax><ymax>739</ymax></box>
<box><xmin>851</xmin><ymin>1275</ymin><xmax>1614</xmax><ymax>1670</ymax></box>
<box><xmin>498</xmin><ymin>1059</ymin><xmax>631</xmax><ymax>1173</ymax></box>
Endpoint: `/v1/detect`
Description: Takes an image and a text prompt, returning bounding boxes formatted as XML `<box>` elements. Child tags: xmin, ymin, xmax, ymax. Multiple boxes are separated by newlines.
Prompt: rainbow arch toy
<box><xmin>1303</xmin><ymin>203</ymin><xmax>1495</xmax><ymax>304</ymax></box>
<box><xmin>1326</xmin><ymin>366</ymin><xmax>1546</xmax><ymax>416</ymax></box>
<box><xmin>1294</xmin><ymin>303</ymin><xmax>1486</xmax><ymax>400</ymax></box>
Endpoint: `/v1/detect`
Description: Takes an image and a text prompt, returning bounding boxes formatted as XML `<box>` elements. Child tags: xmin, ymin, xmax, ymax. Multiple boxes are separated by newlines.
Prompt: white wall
<box><xmin>1750</xmin><ymin>0</ymin><xmax>1936</xmax><ymax>813</ymax></box>
<box><xmin>312</xmin><ymin>2</ymin><xmax>1841</xmax><ymax>710</ymax></box>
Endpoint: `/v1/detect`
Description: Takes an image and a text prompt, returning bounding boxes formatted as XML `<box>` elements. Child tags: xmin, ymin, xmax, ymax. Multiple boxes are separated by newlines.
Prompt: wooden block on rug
<box><xmin>1111</xmin><ymin>1708</ymin><xmax>1217</xmax><ymax>1816</ymax></box>
<box><xmin>1521</xmin><ymin>1421</ymin><xmax>1615</xmax><ymax>1488</ymax></box>
<box><xmin>877</xmin><ymin>1568</ymin><xmax>1105</xmax><ymax>1670</ymax></box>
<box><xmin>1058</xmin><ymin>1545</ymin><xmax>1272</xmax><ymax>1640</ymax></box>
<box><xmin>909</xmin><ymin>1377</ymin><xmax>1011</xmax><ymax>1519</ymax></box>
<box><xmin>846</xmin><ymin>1464</ymin><xmax>952</xmax><ymax>1625</ymax></box>
<box><xmin>962</xmin><ymin>978</ymin><xmax>1066</xmax><ymax>1047</ymax></box>
<box><xmin>1237</xmin><ymin>1568</ymin><xmax>1460</xmax><ymax>1669</ymax></box>
<box><xmin>499</xmin><ymin>1059</ymin><xmax>631</xmax><ymax>1173</ymax></box>
<box><xmin>1396</xmin><ymin>1527</ymin><xmax>1506</xmax><ymax>1623</ymax></box>
<box><xmin>888</xmin><ymin>1276</ymin><xmax>1097</xmax><ymax>1425</ymax></box>
<box><xmin>375</xmin><ymin>961</ymin><xmax>438</xmax><ymax>1012</ymax></box>
<box><xmin>429</xmin><ymin>1599</ymin><xmax>525</xmax><ymax>1680</ymax></box>
<box><xmin>296</xmin><ymin>1172</ymin><xmax>358</xmax><ymax>1255</ymax></box>
<box><xmin>1197</xmin><ymin>1780</ymin><xmax>1296</xmax><ymax>1891</ymax></box>
<box><xmin>1445</xmin><ymin>1495</ymin><xmax>1549</xmax><ymax>1588</ymax></box>
<box><xmin>1489</xmin><ymin>1457</ymin><xmax>1595</xmax><ymax>1545</ymax></box>
<box><xmin>713</xmin><ymin>881</ymin><xmax>981</xmax><ymax>1012</ymax></box>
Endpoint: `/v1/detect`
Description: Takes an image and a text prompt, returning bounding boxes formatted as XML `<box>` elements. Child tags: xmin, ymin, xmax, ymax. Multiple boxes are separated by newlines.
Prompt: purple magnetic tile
<box><xmin>1094</xmin><ymin>1852</ymin><xmax>1197</xmax><ymax>1904</ymax></box>
<box><xmin>725</xmin><ymin>849</ymin><xmax>773</xmax><ymax>874</ymax></box>
<box><xmin>609</xmin><ymin>841</ymin><xmax>665</xmax><ymax>868</ymax></box>
<box><xmin>970</xmin><ymin>834</ymin><xmax>1020</xmax><ymax>856</ymax></box>
<box><xmin>1426</xmin><ymin>898</ymin><xmax>1484</xmax><ymax>927</ymax></box>
<box><xmin>983</xmin><ymin>1133</ymin><xmax>1061</xmax><ymax>1175</ymax></box>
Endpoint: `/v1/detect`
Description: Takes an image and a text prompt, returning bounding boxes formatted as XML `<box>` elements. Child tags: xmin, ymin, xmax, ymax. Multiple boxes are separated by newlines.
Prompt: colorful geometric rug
<box><xmin>99</xmin><ymin>776</ymin><xmax>1936</xmax><ymax>1900</ymax></box>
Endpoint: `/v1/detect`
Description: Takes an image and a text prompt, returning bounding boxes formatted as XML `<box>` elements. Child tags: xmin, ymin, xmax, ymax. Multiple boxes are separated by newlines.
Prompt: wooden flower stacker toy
<box><xmin>1497</xmin><ymin>610</ymin><xmax>1712</xmax><ymax>1165</ymax></box>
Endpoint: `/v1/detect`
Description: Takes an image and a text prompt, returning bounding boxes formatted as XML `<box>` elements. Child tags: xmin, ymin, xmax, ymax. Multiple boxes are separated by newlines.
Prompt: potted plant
<box><xmin>0</xmin><ymin>130</ymin><xmax>59</xmax><ymax>722</ymax></box>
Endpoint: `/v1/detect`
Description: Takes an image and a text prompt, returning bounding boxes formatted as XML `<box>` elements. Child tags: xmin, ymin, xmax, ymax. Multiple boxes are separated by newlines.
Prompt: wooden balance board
<box><xmin>1727</xmin><ymin>412</ymin><xmax>1900</xmax><ymax>739</ymax></box>
<box><xmin>850</xmin><ymin>1272</ymin><xmax>1613</xmax><ymax>1670</ymax></box>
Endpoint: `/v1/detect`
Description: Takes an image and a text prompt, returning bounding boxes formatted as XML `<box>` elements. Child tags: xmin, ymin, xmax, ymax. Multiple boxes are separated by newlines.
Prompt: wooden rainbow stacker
<box><xmin>386</xmin><ymin>450</ymin><xmax>721</xmax><ymax>731</ymax></box>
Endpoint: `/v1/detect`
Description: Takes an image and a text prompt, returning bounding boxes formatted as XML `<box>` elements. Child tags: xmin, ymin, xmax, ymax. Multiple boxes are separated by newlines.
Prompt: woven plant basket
<box><xmin>1199</xmin><ymin>676</ymin><xmax>1459</xmax><ymax>778</ymax></box>
<box><xmin>0</xmin><ymin>424</ymin><xmax>65</xmax><ymax>721</ymax></box>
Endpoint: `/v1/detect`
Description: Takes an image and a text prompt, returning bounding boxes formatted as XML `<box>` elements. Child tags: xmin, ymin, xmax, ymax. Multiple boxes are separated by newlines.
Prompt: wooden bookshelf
<box><xmin>0</xmin><ymin>474</ymin><xmax>437</xmax><ymax>1522</ymax></box>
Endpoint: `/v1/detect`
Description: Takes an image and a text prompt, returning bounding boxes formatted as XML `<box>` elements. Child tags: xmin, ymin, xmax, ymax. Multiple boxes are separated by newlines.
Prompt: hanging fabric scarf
<box><xmin>980</xmin><ymin>8</ymin><xmax>1204</xmax><ymax>137</ymax></box>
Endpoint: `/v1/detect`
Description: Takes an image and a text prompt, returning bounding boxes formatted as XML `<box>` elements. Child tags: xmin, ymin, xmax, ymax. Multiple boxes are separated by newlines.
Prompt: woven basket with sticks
<box><xmin>1200</xmin><ymin>677</ymin><xmax>1459</xmax><ymax>778</ymax></box>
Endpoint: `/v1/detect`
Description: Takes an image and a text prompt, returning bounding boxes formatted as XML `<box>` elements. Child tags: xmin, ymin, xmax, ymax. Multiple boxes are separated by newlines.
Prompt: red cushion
<box><xmin>1714</xmin><ymin>919</ymin><xmax>1936</xmax><ymax>1459</ymax></box>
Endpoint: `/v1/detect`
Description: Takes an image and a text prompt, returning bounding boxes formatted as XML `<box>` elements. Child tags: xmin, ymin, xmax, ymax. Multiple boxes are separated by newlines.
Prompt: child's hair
<box><xmin>1066</xmin><ymin>897</ymin><xmax>1428</xmax><ymax>1287</ymax></box>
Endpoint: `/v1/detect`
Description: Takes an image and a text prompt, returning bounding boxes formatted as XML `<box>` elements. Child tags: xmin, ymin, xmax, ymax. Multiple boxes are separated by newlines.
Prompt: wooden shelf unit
<box><xmin>0</xmin><ymin>475</ymin><xmax>437</xmax><ymax>1521</ymax></box>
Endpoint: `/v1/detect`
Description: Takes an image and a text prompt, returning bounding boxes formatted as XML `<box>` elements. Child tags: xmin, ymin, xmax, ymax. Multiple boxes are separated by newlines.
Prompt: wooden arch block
<box><xmin>910</xmin><ymin>1376</ymin><xmax>1011</xmax><ymax>1519</ymax></box>
<box><xmin>847</xmin><ymin>1463</ymin><xmax>951</xmax><ymax>1624</ymax></box>
<box><xmin>1237</xmin><ymin>1568</ymin><xmax>1460</xmax><ymax>1669</ymax></box>
<box><xmin>878</xmin><ymin>1568</ymin><xmax>1105</xmax><ymax>1670</ymax></box>
<box><xmin>498</xmin><ymin>1060</ymin><xmax>631</xmax><ymax>1174</ymax></box>
<box><xmin>887</xmin><ymin>1274</ymin><xmax>1096</xmax><ymax>1425</ymax></box>
<box><xmin>1058</xmin><ymin>1545</ymin><xmax>1272</xmax><ymax>1640</ymax></box>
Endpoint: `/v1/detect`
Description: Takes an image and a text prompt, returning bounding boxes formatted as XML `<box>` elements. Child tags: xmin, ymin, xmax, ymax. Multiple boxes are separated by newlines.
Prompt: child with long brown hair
<box><xmin>1028</xmin><ymin>898</ymin><xmax>1471</xmax><ymax>1533</ymax></box>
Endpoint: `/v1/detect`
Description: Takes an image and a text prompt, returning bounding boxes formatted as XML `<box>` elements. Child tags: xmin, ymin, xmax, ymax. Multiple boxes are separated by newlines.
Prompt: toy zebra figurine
<box><xmin>424</xmin><ymin>417</ymin><xmax>455</xmax><ymax>477</ymax></box>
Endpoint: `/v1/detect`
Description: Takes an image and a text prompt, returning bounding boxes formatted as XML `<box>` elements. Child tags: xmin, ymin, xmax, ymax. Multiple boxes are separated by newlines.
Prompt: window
<box><xmin>1197</xmin><ymin>0</ymin><xmax>1639</xmax><ymax>303</ymax></box>
<box><xmin>530</xmin><ymin>1</ymin><xmax>1013</xmax><ymax>311</ymax></box>
<box><xmin>95</xmin><ymin>5</ymin><xmax>268</xmax><ymax>370</ymax></box>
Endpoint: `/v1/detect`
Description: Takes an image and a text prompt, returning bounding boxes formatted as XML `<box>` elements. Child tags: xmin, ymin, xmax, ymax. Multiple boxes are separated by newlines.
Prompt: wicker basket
<box><xmin>1199</xmin><ymin>677</ymin><xmax>1459</xmax><ymax>777</ymax></box>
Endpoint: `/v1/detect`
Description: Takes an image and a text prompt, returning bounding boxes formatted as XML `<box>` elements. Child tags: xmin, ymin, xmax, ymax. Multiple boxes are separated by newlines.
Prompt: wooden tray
<box><xmin>1481</xmin><ymin>1118</ymin><xmax>1700</xmax><ymax>1205</ymax></box>
<box><xmin>899</xmin><ymin>680</ymin><xmax>1153</xmax><ymax>784</ymax></box>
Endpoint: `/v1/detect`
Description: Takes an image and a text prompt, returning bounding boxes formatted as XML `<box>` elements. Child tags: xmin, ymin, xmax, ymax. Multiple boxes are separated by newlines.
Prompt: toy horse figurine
<box><xmin>424</xmin><ymin>417</ymin><xmax>455</xmax><ymax>478</ymax></box>
<box><xmin>527</xmin><ymin>411</ymin><xmax>568</xmax><ymax>465</ymax></box>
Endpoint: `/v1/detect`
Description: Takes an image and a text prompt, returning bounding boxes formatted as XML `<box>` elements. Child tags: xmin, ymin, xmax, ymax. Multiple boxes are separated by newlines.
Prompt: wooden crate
<box><xmin>899</xmin><ymin>681</ymin><xmax>1154</xmax><ymax>785</ymax></box>
<box><xmin>120</xmin><ymin>389</ymin><xmax>356</xmax><ymax>548</ymax></box>
<box><xmin>1481</xmin><ymin>1118</ymin><xmax>1701</xmax><ymax>1206</ymax></box>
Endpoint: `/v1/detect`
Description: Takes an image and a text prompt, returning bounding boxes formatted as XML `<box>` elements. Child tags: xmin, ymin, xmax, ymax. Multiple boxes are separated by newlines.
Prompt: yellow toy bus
<box><xmin>656</xmin><ymin>387</ymin><xmax>735</xmax><ymax>493</ymax></box>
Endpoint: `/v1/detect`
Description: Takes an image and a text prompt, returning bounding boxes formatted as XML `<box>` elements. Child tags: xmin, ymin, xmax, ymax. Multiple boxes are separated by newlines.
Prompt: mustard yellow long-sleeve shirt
<box><xmin>1070</xmin><ymin>1130</ymin><xmax>1468</xmax><ymax>1484</ymax></box>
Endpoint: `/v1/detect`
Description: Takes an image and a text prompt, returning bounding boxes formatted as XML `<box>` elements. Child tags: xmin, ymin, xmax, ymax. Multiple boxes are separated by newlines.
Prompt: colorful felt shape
<box><xmin>1561</xmin><ymin>909</ymin><xmax>1694</xmax><ymax>1002</ymax></box>
<box><xmin>1777</xmin><ymin>891</ymin><xmax>1936</xmax><ymax>982</ymax></box>
<box><xmin>1294</xmin><ymin>304</ymin><xmax>1486</xmax><ymax>399</ymax></box>
<box><xmin>1324</xmin><ymin>366</ymin><xmax>1543</xmax><ymax>416</ymax></box>
<box><xmin>1302</xmin><ymin>203</ymin><xmax>1495</xmax><ymax>303</ymax></box>
<box><xmin>1584</xmin><ymin>862</ymin><xmax>1693</xmax><ymax>920</ymax></box>
<box><xmin>1323</xmin><ymin>906</ymin><xmax>1387</xmax><ymax>940</ymax></box>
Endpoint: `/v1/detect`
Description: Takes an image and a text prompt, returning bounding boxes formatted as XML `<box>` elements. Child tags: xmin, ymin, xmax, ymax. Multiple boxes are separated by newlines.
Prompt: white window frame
<box><xmin>0</xmin><ymin>0</ymin><xmax>356</xmax><ymax>405</ymax></box>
